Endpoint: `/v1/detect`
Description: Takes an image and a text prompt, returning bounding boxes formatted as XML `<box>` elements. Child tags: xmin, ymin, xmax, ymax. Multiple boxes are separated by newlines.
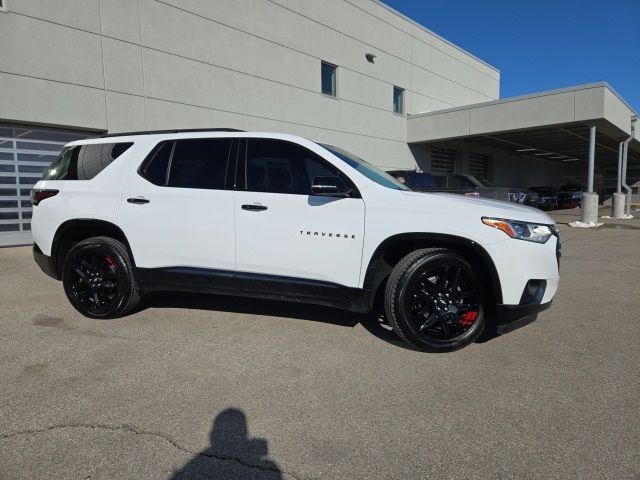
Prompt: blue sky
<box><xmin>384</xmin><ymin>0</ymin><xmax>640</xmax><ymax>113</ymax></box>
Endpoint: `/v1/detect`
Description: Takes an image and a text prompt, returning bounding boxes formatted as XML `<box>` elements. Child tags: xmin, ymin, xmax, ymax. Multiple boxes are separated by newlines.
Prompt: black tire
<box><xmin>62</xmin><ymin>236</ymin><xmax>140</xmax><ymax>319</ymax></box>
<box><xmin>385</xmin><ymin>248</ymin><xmax>485</xmax><ymax>352</ymax></box>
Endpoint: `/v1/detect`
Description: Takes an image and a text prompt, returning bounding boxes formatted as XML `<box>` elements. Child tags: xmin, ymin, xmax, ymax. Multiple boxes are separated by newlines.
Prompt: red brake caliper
<box><xmin>459</xmin><ymin>311</ymin><xmax>478</xmax><ymax>327</ymax></box>
<box><xmin>105</xmin><ymin>256</ymin><xmax>115</xmax><ymax>272</ymax></box>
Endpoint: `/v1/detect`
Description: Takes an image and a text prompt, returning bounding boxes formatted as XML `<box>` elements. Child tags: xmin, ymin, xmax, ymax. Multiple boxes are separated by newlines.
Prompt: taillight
<box><xmin>30</xmin><ymin>189</ymin><xmax>59</xmax><ymax>206</ymax></box>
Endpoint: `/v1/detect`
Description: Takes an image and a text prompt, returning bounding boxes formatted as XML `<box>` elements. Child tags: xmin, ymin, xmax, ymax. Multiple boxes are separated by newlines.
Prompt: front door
<box><xmin>234</xmin><ymin>138</ymin><xmax>365</xmax><ymax>288</ymax></box>
<box><xmin>118</xmin><ymin>137</ymin><xmax>236</xmax><ymax>271</ymax></box>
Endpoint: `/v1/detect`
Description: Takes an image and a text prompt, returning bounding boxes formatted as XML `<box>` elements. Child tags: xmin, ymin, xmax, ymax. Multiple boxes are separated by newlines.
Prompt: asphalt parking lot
<box><xmin>1</xmin><ymin>210</ymin><xmax>639</xmax><ymax>479</ymax></box>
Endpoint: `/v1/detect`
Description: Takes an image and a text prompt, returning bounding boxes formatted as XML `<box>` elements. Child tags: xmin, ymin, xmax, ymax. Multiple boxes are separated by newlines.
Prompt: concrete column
<box><xmin>587</xmin><ymin>125</ymin><xmax>596</xmax><ymax>193</ymax></box>
<box><xmin>616</xmin><ymin>141</ymin><xmax>623</xmax><ymax>194</ymax></box>
<box><xmin>612</xmin><ymin>141</ymin><xmax>625</xmax><ymax>218</ymax></box>
<box><xmin>582</xmin><ymin>125</ymin><xmax>599</xmax><ymax>224</ymax></box>
<box><xmin>612</xmin><ymin>193</ymin><xmax>626</xmax><ymax>218</ymax></box>
<box><xmin>581</xmin><ymin>192</ymin><xmax>600</xmax><ymax>224</ymax></box>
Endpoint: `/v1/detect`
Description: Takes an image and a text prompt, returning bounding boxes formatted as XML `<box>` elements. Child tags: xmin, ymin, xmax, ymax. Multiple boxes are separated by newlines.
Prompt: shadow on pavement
<box><xmin>139</xmin><ymin>290</ymin><xmax>361</xmax><ymax>328</ymax></box>
<box><xmin>140</xmin><ymin>290</ymin><xmax>416</xmax><ymax>349</ymax></box>
<box><xmin>138</xmin><ymin>291</ymin><xmax>498</xmax><ymax>350</ymax></box>
<box><xmin>171</xmin><ymin>408</ymin><xmax>282</xmax><ymax>480</ymax></box>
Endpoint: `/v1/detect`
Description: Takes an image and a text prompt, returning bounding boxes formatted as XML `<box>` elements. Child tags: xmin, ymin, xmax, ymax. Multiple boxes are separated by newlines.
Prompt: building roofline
<box><xmin>408</xmin><ymin>82</ymin><xmax>639</xmax><ymax>119</ymax></box>
<box><xmin>371</xmin><ymin>0</ymin><xmax>499</xmax><ymax>74</ymax></box>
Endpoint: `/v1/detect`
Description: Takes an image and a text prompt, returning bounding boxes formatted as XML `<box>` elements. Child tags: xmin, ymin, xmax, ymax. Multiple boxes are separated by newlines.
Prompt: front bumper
<box><xmin>494</xmin><ymin>301</ymin><xmax>552</xmax><ymax>334</ymax></box>
<box><xmin>483</xmin><ymin>232</ymin><xmax>559</xmax><ymax>334</ymax></box>
<box><xmin>33</xmin><ymin>244</ymin><xmax>59</xmax><ymax>280</ymax></box>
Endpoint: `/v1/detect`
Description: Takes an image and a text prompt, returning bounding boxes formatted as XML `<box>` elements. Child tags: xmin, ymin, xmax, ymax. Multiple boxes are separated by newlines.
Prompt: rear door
<box><xmin>118</xmin><ymin>137</ymin><xmax>236</xmax><ymax>270</ymax></box>
<box><xmin>234</xmin><ymin>138</ymin><xmax>365</xmax><ymax>287</ymax></box>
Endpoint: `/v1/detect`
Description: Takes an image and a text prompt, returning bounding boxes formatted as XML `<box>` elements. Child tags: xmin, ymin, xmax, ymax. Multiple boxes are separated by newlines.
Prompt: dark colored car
<box><xmin>389</xmin><ymin>171</ymin><xmax>546</xmax><ymax>208</ymax></box>
<box><xmin>387</xmin><ymin>170</ymin><xmax>438</xmax><ymax>191</ymax></box>
<box><xmin>529</xmin><ymin>186</ymin><xmax>559</xmax><ymax>211</ymax></box>
<box><xmin>433</xmin><ymin>174</ymin><xmax>544</xmax><ymax>208</ymax></box>
<box><xmin>556</xmin><ymin>184</ymin><xmax>585</xmax><ymax>209</ymax></box>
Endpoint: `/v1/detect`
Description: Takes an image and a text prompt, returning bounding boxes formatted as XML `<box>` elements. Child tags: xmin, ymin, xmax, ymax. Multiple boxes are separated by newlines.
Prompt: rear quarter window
<box><xmin>42</xmin><ymin>142</ymin><xmax>133</xmax><ymax>180</ymax></box>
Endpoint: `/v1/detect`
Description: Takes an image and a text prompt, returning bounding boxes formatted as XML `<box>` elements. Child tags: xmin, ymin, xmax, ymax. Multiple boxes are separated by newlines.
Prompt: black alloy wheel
<box><xmin>62</xmin><ymin>236</ymin><xmax>139</xmax><ymax>319</ymax></box>
<box><xmin>385</xmin><ymin>248</ymin><xmax>485</xmax><ymax>352</ymax></box>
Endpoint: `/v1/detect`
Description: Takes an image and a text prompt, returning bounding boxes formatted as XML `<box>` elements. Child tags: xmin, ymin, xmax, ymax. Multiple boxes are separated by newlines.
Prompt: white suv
<box><xmin>31</xmin><ymin>130</ymin><xmax>560</xmax><ymax>352</ymax></box>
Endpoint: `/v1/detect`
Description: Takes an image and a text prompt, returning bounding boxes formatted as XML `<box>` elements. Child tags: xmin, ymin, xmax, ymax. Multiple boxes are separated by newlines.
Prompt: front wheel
<box><xmin>62</xmin><ymin>236</ymin><xmax>140</xmax><ymax>319</ymax></box>
<box><xmin>385</xmin><ymin>248</ymin><xmax>485</xmax><ymax>352</ymax></box>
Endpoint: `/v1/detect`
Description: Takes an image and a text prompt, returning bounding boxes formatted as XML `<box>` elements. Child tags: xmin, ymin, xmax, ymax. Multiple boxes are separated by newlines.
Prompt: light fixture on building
<box><xmin>365</xmin><ymin>53</ymin><xmax>376</xmax><ymax>63</ymax></box>
<box><xmin>516</xmin><ymin>148</ymin><xmax>536</xmax><ymax>152</ymax></box>
<box><xmin>562</xmin><ymin>158</ymin><xmax>580</xmax><ymax>162</ymax></box>
<box><xmin>533</xmin><ymin>152</ymin><xmax>554</xmax><ymax>156</ymax></box>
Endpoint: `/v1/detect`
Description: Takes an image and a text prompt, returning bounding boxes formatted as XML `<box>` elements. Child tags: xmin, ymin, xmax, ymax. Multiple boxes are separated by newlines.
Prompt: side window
<box><xmin>139</xmin><ymin>142</ymin><xmax>173</xmax><ymax>186</ymax></box>
<box><xmin>304</xmin><ymin>157</ymin><xmax>335</xmax><ymax>185</ymax></box>
<box><xmin>167</xmin><ymin>138</ymin><xmax>232</xmax><ymax>190</ymax></box>
<box><xmin>43</xmin><ymin>146</ymin><xmax>80</xmax><ymax>180</ymax></box>
<box><xmin>42</xmin><ymin>142</ymin><xmax>132</xmax><ymax>181</ymax></box>
<box><xmin>446</xmin><ymin>175</ymin><xmax>469</xmax><ymax>188</ymax></box>
<box><xmin>433</xmin><ymin>175</ymin><xmax>446</xmax><ymax>188</ymax></box>
<box><xmin>245</xmin><ymin>139</ymin><xmax>348</xmax><ymax>196</ymax></box>
<box><xmin>410</xmin><ymin>173</ymin><xmax>437</xmax><ymax>188</ymax></box>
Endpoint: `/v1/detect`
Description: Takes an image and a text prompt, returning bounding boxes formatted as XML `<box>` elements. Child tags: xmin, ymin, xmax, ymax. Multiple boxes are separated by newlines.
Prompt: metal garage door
<box><xmin>0</xmin><ymin>124</ymin><xmax>91</xmax><ymax>247</ymax></box>
<box><xmin>430</xmin><ymin>147</ymin><xmax>456</xmax><ymax>173</ymax></box>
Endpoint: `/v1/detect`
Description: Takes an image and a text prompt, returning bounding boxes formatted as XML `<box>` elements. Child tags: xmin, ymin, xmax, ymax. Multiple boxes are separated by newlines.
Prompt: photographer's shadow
<box><xmin>171</xmin><ymin>408</ymin><xmax>282</xmax><ymax>479</ymax></box>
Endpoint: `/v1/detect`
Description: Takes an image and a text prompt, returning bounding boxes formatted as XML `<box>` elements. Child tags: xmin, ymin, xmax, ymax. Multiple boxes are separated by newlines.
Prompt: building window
<box><xmin>393</xmin><ymin>86</ymin><xmax>405</xmax><ymax>114</ymax></box>
<box><xmin>321</xmin><ymin>61</ymin><xmax>337</xmax><ymax>97</ymax></box>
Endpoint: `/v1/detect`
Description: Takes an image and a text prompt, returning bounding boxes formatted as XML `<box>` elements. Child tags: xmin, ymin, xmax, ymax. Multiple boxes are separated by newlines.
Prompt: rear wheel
<box><xmin>62</xmin><ymin>236</ymin><xmax>139</xmax><ymax>319</ymax></box>
<box><xmin>385</xmin><ymin>248</ymin><xmax>485</xmax><ymax>352</ymax></box>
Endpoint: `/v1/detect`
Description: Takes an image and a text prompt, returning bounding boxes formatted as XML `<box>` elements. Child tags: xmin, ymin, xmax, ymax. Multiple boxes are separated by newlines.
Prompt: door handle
<box><xmin>241</xmin><ymin>204</ymin><xmax>268</xmax><ymax>211</ymax></box>
<box><xmin>127</xmin><ymin>197</ymin><xmax>150</xmax><ymax>205</ymax></box>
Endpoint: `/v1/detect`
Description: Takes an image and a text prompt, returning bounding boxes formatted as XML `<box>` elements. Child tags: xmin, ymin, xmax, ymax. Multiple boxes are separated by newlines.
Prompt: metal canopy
<box><xmin>407</xmin><ymin>83</ymin><xmax>640</xmax><ymax>170</ymax></box>
<box><xmin>459</xmin><ymin>123</ymin><xmax>639</xmax><ymax>167</ymax></box>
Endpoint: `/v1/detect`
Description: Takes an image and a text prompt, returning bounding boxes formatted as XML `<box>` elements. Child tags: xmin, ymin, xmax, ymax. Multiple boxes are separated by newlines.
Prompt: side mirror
<box><xmin>311</xmin><ymin>176</ymin><xmax>352</xmax><ymax>197</ymax></box>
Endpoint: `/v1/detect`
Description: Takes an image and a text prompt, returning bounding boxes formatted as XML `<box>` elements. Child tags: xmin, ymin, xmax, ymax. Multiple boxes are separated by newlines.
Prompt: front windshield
<box><xmin>320</xmin><ymin>144</ymin><xmax>410</xmax><ymax>191</ymax></box>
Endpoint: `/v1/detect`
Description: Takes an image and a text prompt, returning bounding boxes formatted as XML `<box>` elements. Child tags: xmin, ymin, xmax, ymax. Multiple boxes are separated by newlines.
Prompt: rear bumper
<box><xmin>494</xmin><ymin>301</ymin><xmax>551</xmax><ymax>334</ymax></box>
<box><xmin>33</xmin><ymin>244</ymin><xmax>58</xmax><ymax>280</ymax></box>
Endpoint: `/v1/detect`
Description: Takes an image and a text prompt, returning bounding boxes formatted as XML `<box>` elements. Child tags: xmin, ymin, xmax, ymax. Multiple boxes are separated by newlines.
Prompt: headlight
<box><xmin>482</xmin><ymin>217</ymin><xmax>553</xmax><ymax>243</ymax></box>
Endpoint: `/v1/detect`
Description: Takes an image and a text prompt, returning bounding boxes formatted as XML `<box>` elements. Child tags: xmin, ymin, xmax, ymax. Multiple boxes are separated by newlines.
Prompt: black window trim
<box><xmin>164</xmin><ymin>140</ymin><xmax>177</xmax><ymax>186</ymax></box>
<box><xmin>238</xmin><ymin>138</ymin><xmax>360</xmax><ymax>198</ymax></box>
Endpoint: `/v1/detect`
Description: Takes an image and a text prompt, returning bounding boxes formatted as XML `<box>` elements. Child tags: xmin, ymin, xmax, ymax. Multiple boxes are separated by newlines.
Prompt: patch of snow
<box><xmin>568</xmin><ymin>221</ymin><xmax>603</xmax><ymax>228</ymax></box>
<box><xmin>600</xmin><ymin>215</ymin><xmax>634</xmax><ymax>219</ymax></box>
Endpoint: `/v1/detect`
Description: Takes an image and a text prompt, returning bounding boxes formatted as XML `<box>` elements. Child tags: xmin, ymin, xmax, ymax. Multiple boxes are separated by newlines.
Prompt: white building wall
<box><xmin>0</xmin><ymin>0</ymin><xmax>499</xmax><ymax>169</ymax></box>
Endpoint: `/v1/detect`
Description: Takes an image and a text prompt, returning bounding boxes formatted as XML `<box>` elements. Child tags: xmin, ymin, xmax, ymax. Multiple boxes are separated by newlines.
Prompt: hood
<box><xmin>401</xmin><ymin>191</ymin><xmax>555</xmax><ymax>225</ymax></box>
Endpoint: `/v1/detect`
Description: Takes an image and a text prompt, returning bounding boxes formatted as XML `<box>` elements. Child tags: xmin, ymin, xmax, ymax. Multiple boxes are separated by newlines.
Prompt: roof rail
<box><xmin>99</xmin><ymin>128</ymin><xmax>245</xmax><ymax>138</ymax></box>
